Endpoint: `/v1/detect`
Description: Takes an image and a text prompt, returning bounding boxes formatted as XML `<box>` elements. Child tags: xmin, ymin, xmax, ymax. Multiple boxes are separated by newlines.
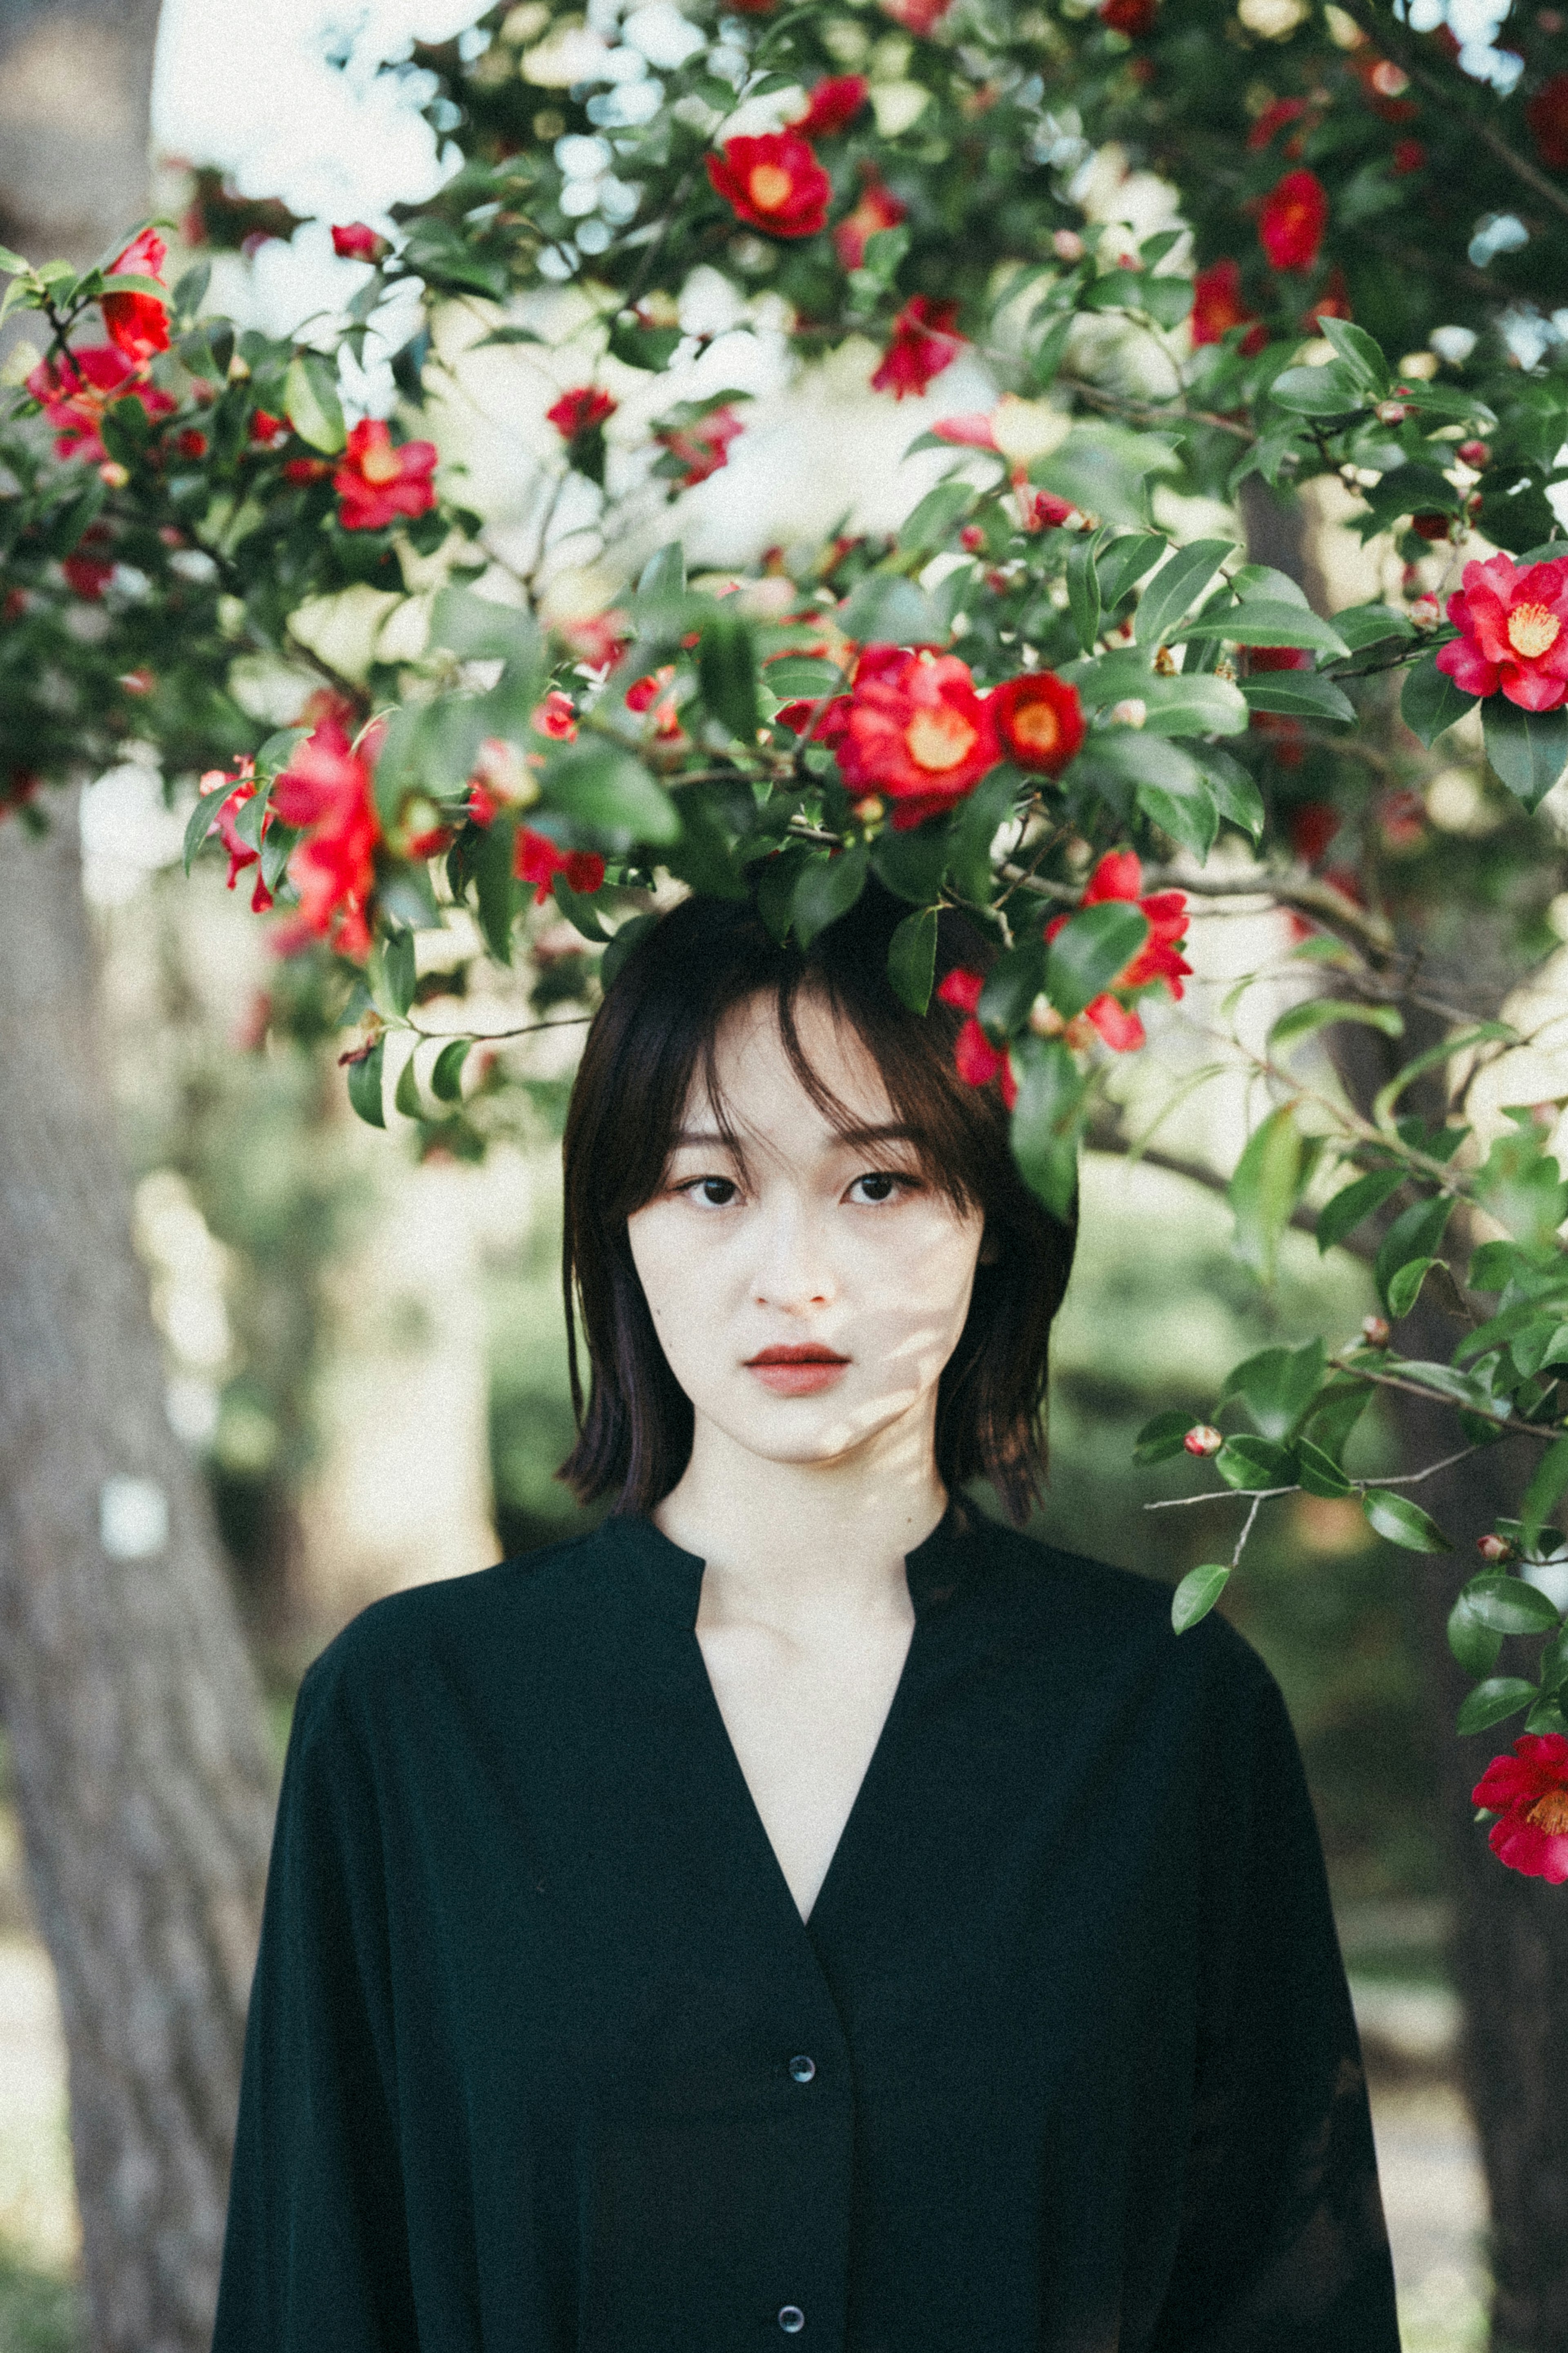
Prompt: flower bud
<box><xmin>960</xmin><ymin>524</ymin><xmax>985</xmax><ymax>552</ymax></box>
<box><xmin>1109</xmin><ymin>697</ymin><xmax>1147</xmax><ymax>729</ymax></box>
<box><xmin>1183</xmin><ymin>1424</ymin><xmax>1223</xmax><ymax>1457</ymax></box>
<box><xmin>1457</xmin><ymin>439</ymin><xmax>1490</xmax><ymax>470</ymax></box>
<box><xmin>97</xmin><ymin>461</ymin><xmax>129</xmax><ymax>489</ymax></box>
<box><xmin>1361</xmin><ymin>1313</ymin><xmax>1391</xmax><ymax>1347</ymax></box>
<box><xmin>227</xmin><ymin>353</ymin><xmax>251</xmax><ymax>382</ymax></box>
<box><xmin>1052</xmin><ymin>228</ymin><xmax>1086</xmax><ymax>262</ymax></box>
<box><xmin>1408</xmin><ymin>595</ymin><xmax>1440</xmax><ymax>629</ymax></box>
<box><xmin>1375</xmin><ymin>399</ymin><xmax>1409</xmax><ymax>426</ymax></box>
<box><xmin>1477</xmin><ymin>1532</ymin><xmax>1515</xmax><ymax>1563</ymax></box>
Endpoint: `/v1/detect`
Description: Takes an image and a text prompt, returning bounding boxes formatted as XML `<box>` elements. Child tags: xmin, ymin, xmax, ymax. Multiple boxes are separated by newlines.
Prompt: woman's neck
<box><xmin>653</xmin><ymin>1412</ymin><xmax>947</xmax><ymax>1632</ymax></box>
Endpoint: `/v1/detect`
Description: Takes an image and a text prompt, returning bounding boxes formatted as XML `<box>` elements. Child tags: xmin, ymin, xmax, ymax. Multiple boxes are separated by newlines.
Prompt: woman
<box><xmin>214</xmin><ymin>883</ymin><xmax>1400</xmax><ymax>2352</ymax></box>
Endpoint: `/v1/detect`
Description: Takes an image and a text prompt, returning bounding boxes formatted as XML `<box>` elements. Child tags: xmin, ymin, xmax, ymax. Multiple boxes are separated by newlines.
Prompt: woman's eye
<box><xmin>690</xmin><ymin>1177</ymin><xmax>738</xmax><ymax>1207</ymax></box>
<box><xmin>849</xmin><ymin>1172</ymin><xmax>908</xmax><ymax>1205</ymax></box>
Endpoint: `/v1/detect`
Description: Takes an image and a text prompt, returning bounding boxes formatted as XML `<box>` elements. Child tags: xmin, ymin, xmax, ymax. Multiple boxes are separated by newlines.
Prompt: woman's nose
<box><xmin>752</xmin><ymin>1201</ymin><xmax>835</xmax><ymax>1309</ymax></box>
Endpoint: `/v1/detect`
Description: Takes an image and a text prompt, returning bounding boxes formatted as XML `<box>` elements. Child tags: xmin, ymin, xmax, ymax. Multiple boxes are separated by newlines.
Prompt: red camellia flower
<box><xmin>1044</xmin><ymin>850</ymin><xmax>1191</xmax><ymax>1053</ymax></box>
<box><xmin>870</xmin><ymin>296</ymin><xmax>964</xmax><ymax>399</ymax></box>
<box><xmin>655</xmin><ymin>403</ymin><xmax>746</xmax><ymax>488</ymax></box>
<box><xmin>197</xmin><ymin>761</ymin><xmax>274</xmax><ymax>912</ymax></box>
<box><xmin>100</xmin><ymin>229</ymin><xmax>170</xmax><ymax>362</ymax></box>
<box><xmin>332</xmin><ymin>221</ymin><xmax>390</xmax><ymax>262</ymax></box>
<box><xmin>1526</xmin><ymin>73</ymin><xmax>1568</xmax><ymax>170</ymax></box>
<box><xmin>62</xmin><ymin>551</ymin><xmax>114</xmax><ymax>600</ymax></box>
<box><xmin>838</xmin><ymin>645</ymin><xmax>1000</xmax><ymax>827</ymax></box>
<box><xmin>708</xmin><ymin>132</ymin><xmax>831</xmax><ymax>239</ymax></box>
<box><xmin>879</xmin><ymin>0</ymin><xmax>952</xmax><ymax>29</ymax></box>
<box><xmin>935</xmin><ymin>969</ymin><xmax>1018</xmax><ymax>1110</ymax></box>
<box><xmin>1191</xmin><ymin>259</ymin><xmax>1267</xmax><ymax>354</ymax></box>
<box><xmin>283</xmin><ymin>456</ymin><xmax>332</xmax><ymax>484</ymax></box>
<box><xmin>547</xmin><ymin>386</ymin><xmax>617</xmax><ymax>439</ymax></box>
<box><xmin>990</xmin><ymin>672</ymin><xmax>1086</xmax><ymax>776</ymax></box>
<box><xmin>1258</xmin><ymin>170</ymin><xmax>1329</xmax><ymax>272</ymax></box>
<box><xmin>1247</xmin><ymin>96</ymin><xmax>1309</xmax><ymax>151</ymax></box>
<box><xmin>1436</xmin><ymin>553</ymin><xmax>1568</xmax><ymax>711</ymax></box>
<box><xmin>333</xmin><ymin>417</ymin><xmax>439</xmax><ymax>531</ymax></box>
<box><xmin>249</xmin><ymin>409</ymin><xmax>286</xmax><ymax>446</ymax></box>
<box><xmin>833</xmin><ymin>176</ymin><xmax>909</xmax><ymax>271</ymax></box>
<box><xmin>26</xmin><ymin>344</ymin><xmax>176</xmax><ymax>463</ymax></box>
<box><xmin>1392</xmin><ymin>138</ymin><xmax>1425</xmax><ymax>174</ymax></box>
<box><xmin>1473</xmin><ymin>1734</ymin><xmax>1568</xmax><ymax>1883</ymax></box>
<box><xmin>794</xmin><ymin>75</ymin><xmax>869</xmax><ymax>138</ymax></box>
<box><xmin>777</xmin><ymin>694</ymin><xmax>853</xmax><ymax>746</ymax></box>
<box><xmin>515</xmin><ymin>828</ymin><xmax>607</xmax><ymax>906</ymax></box>
<box><xmin>270</xmin><ymin>721</ymin><xmax>381</xmax><ymax>959</ymax></box>
<box><xmin>1100</xmin><ymin>0</ymin><xmax>1157</xmax><ymax>32</ymax></box>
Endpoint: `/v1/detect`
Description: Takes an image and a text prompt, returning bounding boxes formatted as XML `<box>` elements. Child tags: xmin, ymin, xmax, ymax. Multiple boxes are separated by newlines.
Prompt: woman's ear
<box><xmin>978</xmin><ymin>1226</ymin><xmax>1002</xmax><ymax>1267</ymax></box>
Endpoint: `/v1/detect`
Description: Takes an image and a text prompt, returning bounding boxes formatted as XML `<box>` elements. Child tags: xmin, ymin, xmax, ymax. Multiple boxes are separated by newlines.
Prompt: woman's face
<box><xmin>626</xmin><ymin>989</ymin><xmax>987</xmax><ymax>1474</ymax></box>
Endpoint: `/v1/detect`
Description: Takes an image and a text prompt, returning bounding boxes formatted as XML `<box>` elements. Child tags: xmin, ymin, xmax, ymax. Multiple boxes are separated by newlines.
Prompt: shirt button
<box><xmin>778</xmin><ymin>2308</ymin><xmax>805</xmax><ymax>2335</ymax></box>
<box><xmin>788</xmin><ymin>2054</ymin><xmax>816</xmax><ymax>2084</ymax></box>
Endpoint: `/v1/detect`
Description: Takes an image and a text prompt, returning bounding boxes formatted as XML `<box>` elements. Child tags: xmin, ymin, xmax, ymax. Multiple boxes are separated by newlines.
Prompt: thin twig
<box><xmin>405</xmin><ymin>1013</ymin><xmax>592</xmax><ymax>1042</ymax></box>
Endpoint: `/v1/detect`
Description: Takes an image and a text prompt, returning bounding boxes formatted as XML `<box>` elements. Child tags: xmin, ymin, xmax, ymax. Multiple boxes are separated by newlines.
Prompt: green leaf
<box><xmin>1375</xmin><ymin>1194</ymin><xmax>1457</xmax><ymax>1314</ymax></box>
<box><xmin>1044</xmin><ymin>900</ymin><xmax>1148</xmax><ymax>1019</ymax></box>
<box><xmin>1371</xmin><ymin>1023</ymin><xmax>1516</xmax><ymax>1129</ymax></box>
<box><xmin>429</xmin><ymin>583</ymin><xmax>537</xmax><ymax>663</ymax></box>
<box><xmin>898</xmin><ymin>480</ymin><xmax>974</xmax><ymax>556</ymax></box>
<box><xmin>1172</xmin><ymin>1562</ymin><xmax>1231</xmax><ymax>1633</ymax></box>
<box><xmin>871</xmin><ymin>823</ymin><xmax>949</xmax><ymax>906</ymax></box>
<box><xmin>1138</xmin><ymin>671</ymin><xmax>1250</xmax><ymax>738</ymax></box>
<box><xmin>1270</xmin><ymin>361</ymin><xmax>1371</xmax><ymax>417</ymax></box>
<box><xmin>1095</xmin><ymin>533</ymin><xmax>1165</xmax><ymax>610</ymax></box>
<box><xmin>0</xmin><ymin>244</ymin><xmax>30</xmax><ymax>276</ymax></box>
<box><xmin>1241</xmin><ymin>671</ymin><xmax>1357</xmax><ymax>724</ymax></box>
<box><xmin>552</xmin><ymin>872</ymin><xmax>613</xmax><ymax>942</ymax></box>
<box><xmin>1482</xmin><ymin>698</ymin><xmax>1568</xmax><ymax>811</ymax></box>
<box><xmin>1066</xmin><ymin>533</ymin><xmax>1102</xmax><ymax>656</ymax></box>
<box><xmin>980</xmin><ymin>937</ymin><xmax>1047</xmax><ymax>1035</ymax></box>
<box><xmin>283</xmin><ymin>350</ymin><xmax>346</xmax><ymax>454</ymax></box>
<box><xmin>544</xmin><ymin>743</ymin><xmax>680</xmax><ymax>843</ymax></box>
<box><xmin>394</xmin><ymin>1053</ymin><xmax>422</xmax><ymax>1120</ymax></box>
<box><xmin>1461</xmin><ymin>1573</ymin><xmax>1562</xmax><ymax>1634</ymax></box>
<box><xmin>182</xmin><ymin>787</ymin><xmax>221</xmax><ymax>876</ymax></box>
<box><xmin>1399</xmin><ymin>650</ymin><xmax>1473</xmax><ymax>746</ymax></box>
<box><xmin>346</xmin><ymin>1040</ymin><xmax>386</xmax><ymax>1128</ymax></box>
<box><xmin>600</xmin><ymin>909</ymin><xmax>659</xmax><ymax>990</ymax></box>
<box><xmin>1133</xmin><ymin>1408</ymin><xmax>1196</xmax><ymax>1466</ymax></box>
<box><xmin>1134</xmin><ymin>538</ymin><xmax>1235</xmax><ymax>646</ymax></box>
<box><xmin>1316</xmin><ymin>316</ymin><xmax>1392</xmax><ymax>395</ymax></box>
<box><xmin>607</xmin><ymin>314</ymin><xmax>683</xmax><ymax>370</ymax></box>
<box><xmin>1219</xmin><ymin>1339</ymin><xmax>1325</xmax><ymax>1439</ymax></box>
<box><xmin>1332</xmin><ymin>602</ymin><xmax>1415</xmax><ymax>653</ymax></box>
<box><xmin>1387</xmin><ymin>1255</ymin><xmax>1443</xmax><ymax>1318</ymax></box>
<box><xmin>1009</xmin><ymin>1034</ymin><xmax>1085</xmax><ymax>1219</ymax></box>
<box><xmin>887</xmin><ymin>907</ymin><xmax>938</xmax><ymax>1014</ymax></box>
<box><xmin>1520</xmin><ymin>1432</ymin><xmax>1568</xmax><ymax>1552</ymax></box>
<box><xmin>1201</xmin><ymin>749</ymin><xmax>1266</xmax><ymax>840</ymax></box>
<box><xmin>1270</xmin><ymin>997</ymin><xmax>1404</xmax><ymax>1053</ymax></box>
<box><xmin>1216</xmin><ymin>1434</ymin><xmax>1295</xmax><ymax>1489</ymax></box>
<box><xmin>764</xmin><ymin>657</ymin><xmax>845</xmax><ymax>699</ymax></box>
<box><xmin>1180</xmin><ymin>600</ymin><xmax>1350</xmax><ymax>659</ymax></box>
<box><xmin>838</xmin><ymin>572</ymin><xmax>943</xmax><ymax>646</ymax></box>
<box><xmin>1229</xmin><ymin>1104</ymin><xmax>1303</xmax><ymax>1283</ymax></box>
<box><xmin>698</xmin><ymin>611</ymin><xmax>759</xmax><ymax>742</ymax></box>
<box><xmin>1296</xmin><ymin>1437</ymin><xmax>1352</xmax><ymax>1497</ymax></box>
<box><xmin>468</xmin><ymin>817</ymin><xmax>515</xmax><ymax>964</ymax></box>
<box><xmin>791</xmin><ymin>843</ymin><xmax>868</xmax><ymax>950</ymax></box>
<box><xmin>1448</xmin><ymin>1592</ymin><xmax>1504</xmax><ymax>1677</ymax></box>
<box><xmin>381</xmin><ymin>928</ymin><xmax>418</xmax><ymax>1016</ymax></box>
<box><xmin>430</xmin><ymin>1039</ymin><xmax>471</xmax><ymax>1102</ymax></box>
<box><xmin>1363</xmin><ymin>1489</ymin><xmax>1451</xmax><ymax>1553</ymax></box>
<box><xmin>1457</xmin><ymin>1677</ymin><xmax>1540</xmax><ymax>1736</ymax></box>
<box><xmin>1540</xmin><ymin>1626</ymin><xmax>1568</xmax><ymax>1692</ymax></box>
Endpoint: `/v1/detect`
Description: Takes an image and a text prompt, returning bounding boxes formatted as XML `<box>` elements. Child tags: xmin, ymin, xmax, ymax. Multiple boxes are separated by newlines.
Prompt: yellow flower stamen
<box><xmin>1507</xmin><ymin>602</ymin><xmax>1561</xmax><ymax>660</ymax></box>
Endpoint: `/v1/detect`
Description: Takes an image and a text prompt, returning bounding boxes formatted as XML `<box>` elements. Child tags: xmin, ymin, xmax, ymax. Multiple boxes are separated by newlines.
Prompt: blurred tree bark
<box><xmin>0</xmin><ymin>7</ymin><xmax>278</xmax><ymax>2351</ymax></box>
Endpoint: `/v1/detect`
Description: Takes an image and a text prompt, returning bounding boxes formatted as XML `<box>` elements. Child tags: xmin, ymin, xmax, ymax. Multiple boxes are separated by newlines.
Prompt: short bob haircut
<box><xmin>559</xmin><ymin>881</ymin><xmax>1076</xmax><ymax>1526</ymax></box>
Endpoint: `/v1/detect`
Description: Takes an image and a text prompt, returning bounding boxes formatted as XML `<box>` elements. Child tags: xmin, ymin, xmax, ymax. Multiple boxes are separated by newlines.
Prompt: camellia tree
<box><xmin>7</xmin><ymin>0</ymin><xmax>1568</xmax><ymax>2336</ymax></box>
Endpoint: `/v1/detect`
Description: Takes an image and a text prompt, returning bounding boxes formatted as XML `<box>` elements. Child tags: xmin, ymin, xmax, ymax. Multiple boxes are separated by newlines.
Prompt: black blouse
<box><xmin>214</xmin><ymin>1504</ymin><xmax>1400</xmax><ymax>2353</ymax></box>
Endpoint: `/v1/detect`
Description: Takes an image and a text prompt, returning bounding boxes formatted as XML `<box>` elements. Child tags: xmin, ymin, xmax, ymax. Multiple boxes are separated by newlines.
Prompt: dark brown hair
<box><xmin>559</xmin><ymin>881</ymin><xmax>1076</xmax><ymax>1525</ymax></box>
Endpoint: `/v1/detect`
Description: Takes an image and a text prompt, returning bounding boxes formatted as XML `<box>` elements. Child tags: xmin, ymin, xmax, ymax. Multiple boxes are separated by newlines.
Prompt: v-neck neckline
<box><xmin>610</xmin><ymin>1507</ymin><xmax>976</xmax><ymax>1936</ymax></box>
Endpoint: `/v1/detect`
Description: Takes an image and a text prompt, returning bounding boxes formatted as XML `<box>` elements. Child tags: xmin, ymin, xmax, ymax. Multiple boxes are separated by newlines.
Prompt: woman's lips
<box><xmin>744</xmin><ymin>1345</ymin><xmax>850</xmax><ymax>1396</ymax></box>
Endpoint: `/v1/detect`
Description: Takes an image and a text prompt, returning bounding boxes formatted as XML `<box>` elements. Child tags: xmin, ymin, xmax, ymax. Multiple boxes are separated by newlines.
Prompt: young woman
<box><xmin>213</xmin><ymin>883</ymin><xmax>1400</xmax><ymax>2353</ymax></box>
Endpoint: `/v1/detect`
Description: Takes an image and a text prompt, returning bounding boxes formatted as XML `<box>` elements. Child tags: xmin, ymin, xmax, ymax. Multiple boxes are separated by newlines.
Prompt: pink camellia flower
<box><xmin>870</xmin><ymin>296</ymin><xmax>964</xmax><ymax>399</ymax></box>
<box><xmin>333</xmin><ymin>418</ymin><xmax>438</xmax><ymax>531</ymax></box>
<box><xmin>935</xmin><ymin>969</ymin><xmax>1018</xmax><ymax>1110</ymax></box>
<box><xmin>655</xmin><ymin>403</ymin><xmax>746</xmax><ymax>488</ymax></box>
<box><xmin>26</xmin><ymin>345</ymin><xmax>176</xmax><ymax>463</ymax></box>
<box><xmin>794</xmin><ymin>75</ymin><xmax>869</xmax><ymax>138</ymax></box>
<box><xmin>1435</xmin><ymin>553</ymin><xmax>1568</xmax><ymax>712</ymax></box>
<box><xmin>1258</xmin><ymin>170</ymin><xmax>1329</xmax><ymax>272</ymax></box>
<box><xmin>707</xmin><ymin>132</ymin><xmax>831</xmax><ymax>239</ymax></box>
<box><xmin>837</xmin><ymin>645</ymin><xmax>1000</xmax><ymax>827</ymax></box>
<box><xmin>932</xmin><ymin>412</ymin><xmax>1001</xmax><ymax>451</ymax></box>
<box><xmin>100</xmin><ymin>229</ymin><xmax>170</xmax><ymax>362</ymax></box>
<box><xmin>878</xmin><ymin>0</ymin><xmax>952</xmax><ymax>30</ymax></box>
<box><xmin>1190</xmin><ymin>259</ymin><xmax>1267</xmax><ymax>355</ymax></box>
<box><xmin>268</xmin><ymin>723</ymin><xmax>382</xmax><ymax>960</ymax></box>
<box><xmin>1043</xmin><ymin>850</ymin><xmax>1192</xmax><ymax>1054</ymax></box>
<box><xmin>532</xmin><ymin>691</ymin><xmax>578</xmax><ymax>740</ymax></box>
<box><xmin>547</xmin><ymin>386</ymin><xmax>617</xmax><ymax>439</ymax></box>
<box><xmin>1473</xmin><ymin>1734</ymin><xmax>1568</xmax><ymax>1883</ymax></box>
<box><xmin>332</xmin><ymin>221</ymin><xmax>390</xmax><ymax>262</ymax></box>
<box><xmin>515</xmin><ymin>828</ymin><xmax>606</xmax><ymax>905</ymax></box>
<box><xmin>833</xmin><ymin>175</ymin><xmax>908</xmax><ymax>271</ymax></box>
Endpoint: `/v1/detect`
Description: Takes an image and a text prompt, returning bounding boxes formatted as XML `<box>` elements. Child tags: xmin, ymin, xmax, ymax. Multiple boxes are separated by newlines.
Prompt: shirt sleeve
<box><xmin>213</xmin><ymin>1655</ymin><xmax>420</xmax><ymax>2353</ymax></box>
<box><xmin>1149</xmin><ymin>1648</ymin><xmax>1402</xmax><ymax>2353</ymax></box>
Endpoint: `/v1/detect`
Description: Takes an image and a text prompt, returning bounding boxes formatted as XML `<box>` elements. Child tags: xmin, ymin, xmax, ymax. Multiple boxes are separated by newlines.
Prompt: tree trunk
<box><xmin>0</xmin><ymin>0</ymin><xmax>164</xmax><ymax>267</ymax></box>
<box><xmin>0</xmin><ymin>799</ymin><xmax>277</xmax><ymax>2352</ymax></box>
